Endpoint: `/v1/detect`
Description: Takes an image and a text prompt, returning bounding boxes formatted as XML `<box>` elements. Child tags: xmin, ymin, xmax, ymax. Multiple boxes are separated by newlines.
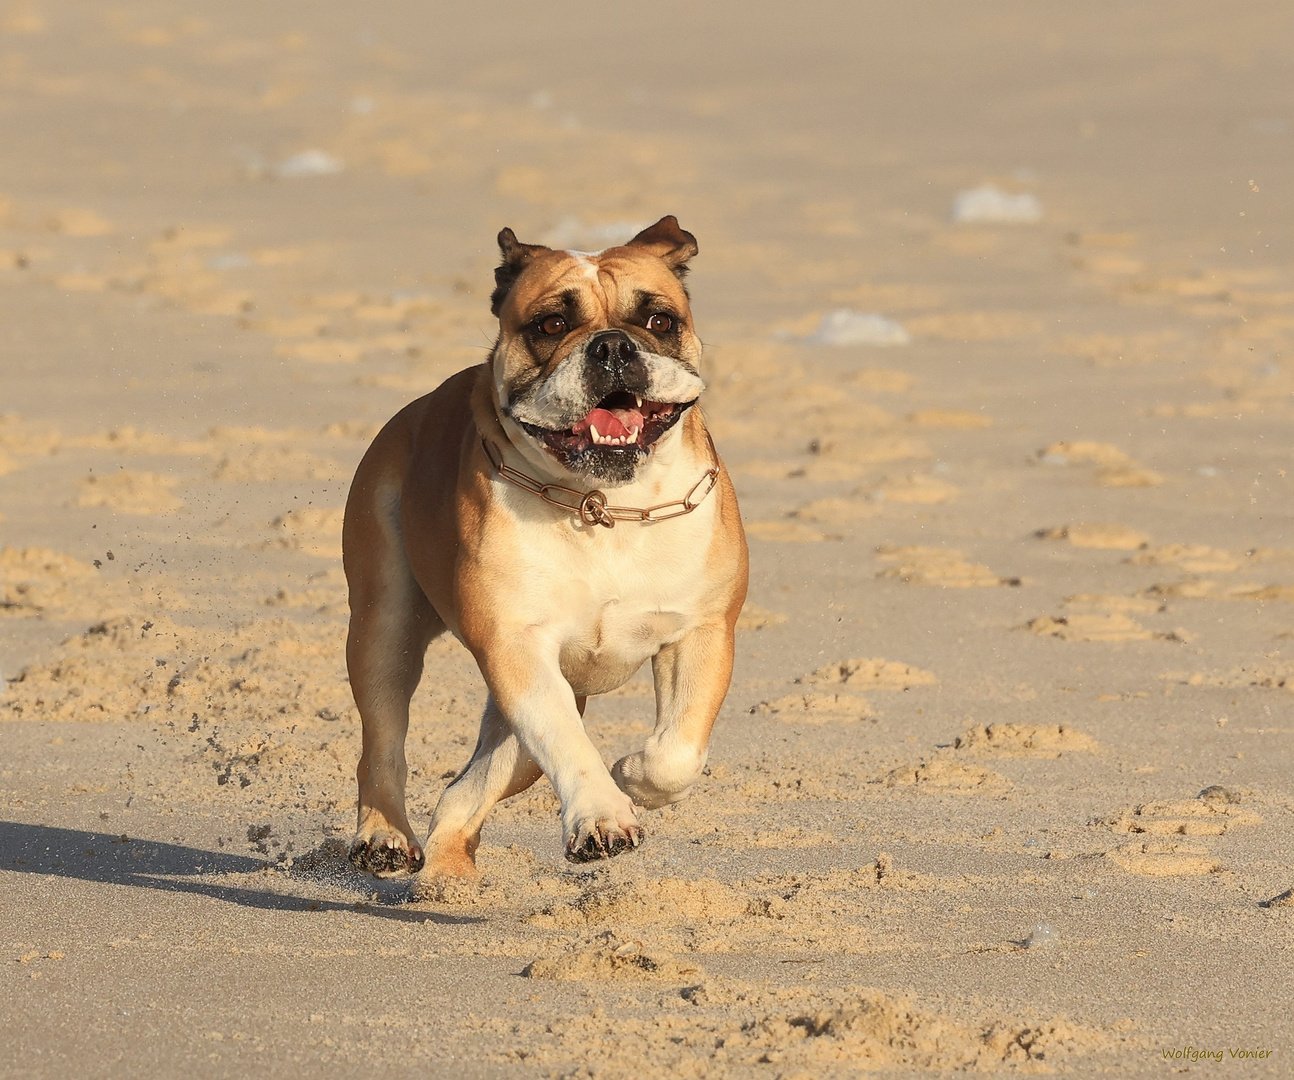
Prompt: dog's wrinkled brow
<box><xmin>525</xmin><ymin>288</ymin><xmax>581</xmax><ymax>321</ymax></box>
<box><xmin>630</xmin><ymin>289</ymin><xmax>674</xmax><ymax>315</ymax></box>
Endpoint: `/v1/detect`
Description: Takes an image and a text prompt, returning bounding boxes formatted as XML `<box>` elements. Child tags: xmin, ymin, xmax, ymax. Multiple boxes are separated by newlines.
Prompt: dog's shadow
<box><xmin>0</xmin><ymin>821</ymin><xmax>479</xmax><ymax>924</ymax></box>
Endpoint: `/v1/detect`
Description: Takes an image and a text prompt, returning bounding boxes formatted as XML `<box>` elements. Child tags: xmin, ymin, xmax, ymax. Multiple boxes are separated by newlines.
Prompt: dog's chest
<box><xmin>546</xmin><ymin>525</ymin><xmax>708</xmax><ymax>695</ymax></box>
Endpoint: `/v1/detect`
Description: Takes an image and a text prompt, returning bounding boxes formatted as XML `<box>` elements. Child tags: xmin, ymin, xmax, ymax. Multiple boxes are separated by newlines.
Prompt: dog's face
<box><xmin>489</xmin><ymin>216</ymin><xmax>705</xmax><ymax>485</ymax></box>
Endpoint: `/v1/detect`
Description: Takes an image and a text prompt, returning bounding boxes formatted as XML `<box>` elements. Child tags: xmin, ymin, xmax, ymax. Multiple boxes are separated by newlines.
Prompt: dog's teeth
<box><xmin>635</xmin><ymin>394</ymin><xmax>643</xmax><ymax>407</ymax></box>
<box><xmin>629</xmin><ymin>426</ymin><xmax>640</xmax><ymax>442</ymax></box>
<box><xmin>590</xmin><ymin>423</ymin><xmax>601</xmax><ymax>444</ymax></box>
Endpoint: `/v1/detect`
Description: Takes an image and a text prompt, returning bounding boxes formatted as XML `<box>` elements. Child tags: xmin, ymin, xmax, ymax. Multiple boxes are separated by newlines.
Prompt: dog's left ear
<box><xmin>491</xmin><ymin>228</ymin><xmax>550</xmax><ymax>316</ymax></box>
<box><xmin>627</xmin><ymin>216</ymin><xmax>698</xmax><ymax>279</ymax></box>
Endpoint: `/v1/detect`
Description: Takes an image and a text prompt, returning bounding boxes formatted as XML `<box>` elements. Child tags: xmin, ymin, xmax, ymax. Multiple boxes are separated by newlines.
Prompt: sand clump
<box><xmin>882</xmin><ymin>758</ymin><xmax>1008</xmax><ymax>792</ymax></box>
<box><xmin>1036</xmin><ymin>441</ymin><xmax>1164</xmax><ymax>487</ymax></box>
<box><xmin>523</xmin><ymin>937</ymin><xmax>705</xmax><ymax>983</ymax></box>
<box><xmin>525</xmin><ymin>876</ymin><xmax>751</xmax><ymax>931</ymax></box>
<box><xmin>751</xmin><ymin>690</ymin><xmax>873</xmax><ymax>723</ymax></box>
<box><xmin>1024</xmin><ymin>613</ymin><xmax>1170</xmax><ymax>643</ymax></box>
<box><xmin>791</xmin><ymin>496</ymin><xmax>879</xmax><ymax>525</ymax></box>
<box><xmin>744</xmin><ymin>520</ymin><xmax>836</xmax><ymax>543</ymax></box>
<box><xmin>1099</xmin><ymin>797</ymin><xmax>1262</xmax><ymax>837</ymax></box>
<box><xmin>876</xmin><ymin>546</ymin><xmax>1018</xmax><ymax>588</ymax></box>
<box><xmin>1126</xmin><ymin>544</ymin><xmax>1242</xmax><ymax>573</ymax></box>
<box><xmin>1105</xmin><ymin>842</ymin><xmax>1221</xmax><ymax>877</ymax></box>
<box><xmin>952</xmin><ymin>723</ymin><xmax>1099</xmax><ymax>758</ymax></box>
<box><xmin>806</xmin><ymin>656</ymin><xmax>938</xmax><ymax>690</ymax></box>
<box><xmin>863</xmin><ymin>473</ymin><xmax>959</xmax><ymax>504</ymax></box>
<box><xmin>753</xmin><ymin>656</ymin><xmax>936</xmax><ymax>722</ymax></box>
<box><xmin>1036</xmin><ymin>522</ymin><xmax>1150</xmax><ymax>550</ymax></box>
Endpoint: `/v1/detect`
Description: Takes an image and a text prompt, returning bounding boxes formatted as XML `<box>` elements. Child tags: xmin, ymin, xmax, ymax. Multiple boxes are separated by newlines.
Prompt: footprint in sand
<box><xmin>1106</xmin><ymin>843</ymin><xmax>1222</xmax><ymax>876</ymax></box>
<box><xmin>1140</xmin><ymin>580</ymin><xmax>1283</xmax><ymax>602</ymax></box>
<box><xmin>1097</xmin><ymin>788</ymin><xmax>1260</xmax><ymax>876</ymax></box>
<box><xmin>881</xmin><ymin>722</ymin><xmax>1096</xmax><ymax>792</ymax></box>
<box><xmin>1064</xmin><ymin>594</ymin><xmax>1165</xmax><ymax>615</ymax></box>
<box><xmin>1036</xmin><ymin>441</ymin><xmax>1163</xmax><ymax>488</ymax></box>
<box><xmin>754</xmin><ymin>657</ymin><xmax>937</xmax><ymax>722</ymax></box>
<box><xmin>1126</xmin><ymin>543</ymin><xmax>1240</xmax><ymax>573</ymax></box>
<box><xmin>75</xmin><ymin>471</ymin><xmax>182</xmax><ymax>514</ymax></box>
<box><xmin>951</xmin><ymin>722</ymin><xmax>1099</xmax><ymax>758</ymax></box>
<box><xmin>881</xmin><ymin>758</ymin><xmax>1008</xmax><ymax>792</ymax></box>
<box><xmin>877</xmin><ymin>546</ymin><xmax>1018</xmax><ymax>588</ymax></box>
<box><xmin>1035</xmin><ymin>523</ymin><xmax>1149</xmax><ymax>550</ymax></box>
<box><xmin>1023</xmin><ymin>612</ymin><xmax>1187</xmax><ymax>643</ymax></box>
<box><xmin>752</xmin><ymin>690</ymin><xmax>875</xmax><ymax>723</ymax></box>
<box><xmin>792</xmin><ymin>497</ymin><xmax>878</xmax><ymax>525</ymax></box>
<box><xmin>807</xmin><ymin>656</ymin><xmax>938</xmax><ymax>690</ymax></box>
<box><xmin>865</xmin><ymin>473</ymin><xmax>959</xmax><ymax>504</ymax></box>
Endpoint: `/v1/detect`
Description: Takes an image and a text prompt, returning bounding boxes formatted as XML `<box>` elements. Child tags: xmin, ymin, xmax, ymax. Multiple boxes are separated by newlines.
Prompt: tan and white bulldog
<box><xmin>342</xmin><ymin>216</ymin><xmax>748</xmax><ymax>888</ymax></box>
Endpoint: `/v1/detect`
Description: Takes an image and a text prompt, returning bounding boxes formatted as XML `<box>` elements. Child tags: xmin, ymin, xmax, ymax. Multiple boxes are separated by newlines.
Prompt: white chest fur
<box><xmin>491</xmin><ymin>481</ymin><xmax>718</xmax><ymax>697</ymax></box>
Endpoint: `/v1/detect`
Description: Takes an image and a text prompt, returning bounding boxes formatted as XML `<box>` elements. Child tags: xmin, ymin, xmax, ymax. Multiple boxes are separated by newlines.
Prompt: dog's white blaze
<box><xmin>569</xmin><ymin>252</ymin><xmax>601</xmax><ymax>281</ymax></box>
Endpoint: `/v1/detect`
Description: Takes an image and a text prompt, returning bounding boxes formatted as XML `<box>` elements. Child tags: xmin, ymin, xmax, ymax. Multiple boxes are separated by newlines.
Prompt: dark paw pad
<box><xmin>565</xmin><ymin>828</ymin><xmax>643</xmax><ymax>864</ymax></box>
<box><xmin>349</xmin><ymin>839</ymin><xmax>423</xmax><ymax>876</ymax></box>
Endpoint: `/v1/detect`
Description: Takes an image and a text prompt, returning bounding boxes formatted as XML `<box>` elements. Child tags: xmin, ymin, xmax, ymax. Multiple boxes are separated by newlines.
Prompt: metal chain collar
<box><xmin>481</xmin><ymin>433</ymin><xmax>720</xmax><ymax>529</ymax></box>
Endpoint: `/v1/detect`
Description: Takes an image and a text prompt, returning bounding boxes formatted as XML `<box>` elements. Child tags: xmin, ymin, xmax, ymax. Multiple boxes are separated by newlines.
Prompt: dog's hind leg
<box><xmin>612</xmin><ymin>622</ymin><xmax>735</xmax><ymax>809</ymax></box>
<box><xmin>345</xmin><ymin>471</ymin><xmax>443</xmax><ymax>877</ymax></box>
<box><xmin>414</xmin><ymin>695</ymin><xmax>586</xmax><ymax>887</ymax></box>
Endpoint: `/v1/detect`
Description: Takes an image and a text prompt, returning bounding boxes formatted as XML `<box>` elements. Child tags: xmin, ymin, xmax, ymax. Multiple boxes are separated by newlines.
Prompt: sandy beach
<box><xmin>2</xmin><ymin>2</ymin><xmax>1292</xmax><ymax>1076</ymax></box>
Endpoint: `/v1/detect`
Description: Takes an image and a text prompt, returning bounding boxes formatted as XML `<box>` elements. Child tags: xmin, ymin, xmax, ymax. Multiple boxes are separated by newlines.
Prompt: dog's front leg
<box><xmin>612</xmin><ymin>621</ymin><xmax>735</xmax><ymax>809</ymax></box>
<box><xmin>482</xmin><ymin>642</ymin><xmax>643</xmax><ymax>862</ymax></box>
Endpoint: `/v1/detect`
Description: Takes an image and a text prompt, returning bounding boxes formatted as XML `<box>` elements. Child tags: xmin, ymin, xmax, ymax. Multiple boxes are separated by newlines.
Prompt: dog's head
<box><xmin>488</xmin><ymin>216</ymin><xmax>705</xmax><ymax>485</ymax></box>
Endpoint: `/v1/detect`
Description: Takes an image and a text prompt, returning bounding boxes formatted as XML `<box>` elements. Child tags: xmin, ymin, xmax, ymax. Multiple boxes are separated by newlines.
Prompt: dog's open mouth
<box><xmin>519</xmin><ymin>391</ymin><xmax>691</xmax><ymax>457</ymax></box>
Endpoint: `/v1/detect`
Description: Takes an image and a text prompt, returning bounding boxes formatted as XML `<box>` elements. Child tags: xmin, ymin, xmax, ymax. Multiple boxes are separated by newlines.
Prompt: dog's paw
<box><xmin>612</xmin><ymin>748</ymin><xmax>702</xmax><ymax>809</ymax></box>
<box><xmin>348</xmin><ymin>828</ymin><xmax>425</xmax><ymax>877</ymax></box>
<box><xmin>564</xmin><ymin>814</ymin><xmax>645</xmax><ymax>863</ymax></box>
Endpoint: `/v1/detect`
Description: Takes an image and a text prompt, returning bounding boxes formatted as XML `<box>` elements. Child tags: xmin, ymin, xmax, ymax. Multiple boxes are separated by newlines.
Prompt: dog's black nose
<box><xmin>587</xmin><ymin>330</ymin><xmax>638</xmax><ymax>372</ymax></box>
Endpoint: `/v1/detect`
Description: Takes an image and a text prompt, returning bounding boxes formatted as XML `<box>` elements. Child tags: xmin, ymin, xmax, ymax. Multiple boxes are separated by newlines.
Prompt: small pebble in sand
<box><xmin>1026</xmin><ymin>923</ymin><xmax>1059</xmax><ymax>951</ymax></box>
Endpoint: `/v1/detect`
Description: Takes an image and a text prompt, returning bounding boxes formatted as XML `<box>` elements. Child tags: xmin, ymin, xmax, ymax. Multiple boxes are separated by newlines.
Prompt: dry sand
<box><xmin>2</xmin><ymin>2</ymin><xmax>1292</xmax><ymax>1077</ymax></box>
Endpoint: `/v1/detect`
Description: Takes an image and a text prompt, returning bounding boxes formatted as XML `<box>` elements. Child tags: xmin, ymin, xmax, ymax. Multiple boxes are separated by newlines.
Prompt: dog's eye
<box><xmin>536</xmin><ymin>314</ymin><xmax>568</xmax><ymax>336</ymax></box>
<box><xmin>646</xmin><ymin>312</ymin><xmax>674</xmax><ymax>333</ymax></box>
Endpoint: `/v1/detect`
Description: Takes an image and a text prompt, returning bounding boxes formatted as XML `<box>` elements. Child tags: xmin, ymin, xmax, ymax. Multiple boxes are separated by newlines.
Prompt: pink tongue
<box><xmin>576</xmin><ymin>406</ymin><xmax>645</xmax><ymax>439</ymax></box>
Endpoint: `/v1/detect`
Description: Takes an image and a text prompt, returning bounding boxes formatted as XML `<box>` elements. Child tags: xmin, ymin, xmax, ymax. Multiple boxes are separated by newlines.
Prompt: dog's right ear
<box><xmin>490</xmin><ymin>228</ymin><xmax>549</xmax><ymax>316</ymax></box>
